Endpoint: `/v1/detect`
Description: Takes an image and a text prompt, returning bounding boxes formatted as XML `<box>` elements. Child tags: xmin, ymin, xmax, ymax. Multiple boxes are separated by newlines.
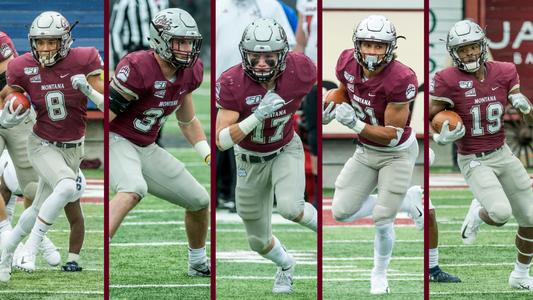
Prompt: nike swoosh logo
<box><xmin>416</xmin><ymin>206</ymin><xmax>422</xmax><ymax>217</ymax></box>
<box><xmin>492</xmin><ymin>87</ymin><xmax>499</xmax><ymax>91</ymax></box>
<box><xmin>60</xmin><ymin>74</ymin><xmax>69</xmax><ymax>78</ymax></box>
<box><xmin>281</xmin><ymin>267</ymin><xmax>291</xmax><ymax>271</ymax></box>
<box><xmin>179</xmin><ymin>90</ymin><xmax>186</xmax><ymax>95</ymax></box>
<box><xmin>368</xmin><ymin>93</ymin><xmax>376</xmax><ymax>97</ymax></box>
<box><xmin>20</xmin><ymin>257</ymin><xmax>27</xmax><ymax>264</ymax></box>
<box><xmin>284</xmin><ymin>99</ymin><xmax>294</xmax><ymax>106</ymax></box>
<box><xmin>461</xmin><ymin>225</ymin><xmax>468</xmax><ymax>239</ymax></box>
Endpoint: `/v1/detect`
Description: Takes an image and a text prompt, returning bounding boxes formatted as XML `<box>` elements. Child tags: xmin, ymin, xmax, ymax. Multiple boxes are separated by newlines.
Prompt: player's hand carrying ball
<box><xmin>335</xmin><ymin>103</ymin><xmax>357</xmax><ymax>128</ymax></box>
<box><xmin>433</xmin><ymin>120</ymin><xmax>465</xmax><ymax>145</ymax></box>
<box><xmin>0</xmin><ymin>93</ymin><xmax>31</xmax><ymax>128</ymax></box>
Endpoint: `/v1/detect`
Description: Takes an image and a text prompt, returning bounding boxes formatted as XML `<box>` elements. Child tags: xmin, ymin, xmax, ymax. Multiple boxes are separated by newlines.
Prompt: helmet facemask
<box><xmin>28</xmin><ymin>11</ymin><xmax>74</xmax><ymax>67</ymax></box>
<box><xmin>240</xmin><ymin>48</ymin><xmax>287</xmax><ymax>82</ymax></box>
<box><xmin>354</xmin><ymin>40</ymin><xmax>394</xmax><ymax>72</ymax></box>
<box><xmin>449</xmin><ymin>40</ymin><xmax>487</xmax><ymax>73</ymax></box>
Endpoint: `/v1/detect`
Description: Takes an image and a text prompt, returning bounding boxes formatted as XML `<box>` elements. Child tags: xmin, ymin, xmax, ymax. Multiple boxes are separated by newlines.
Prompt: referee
<box><xmin>109</xmin><ymin>0</ymin><xmax>168</xmax><ymax>69</ymax></box>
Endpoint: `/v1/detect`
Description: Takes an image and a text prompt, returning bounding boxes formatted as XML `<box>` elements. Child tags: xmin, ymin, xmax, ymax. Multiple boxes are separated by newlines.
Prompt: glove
<box><xmin>71</xmin><ymin>74</ymin><xmax>92</xmax><ymax>96</ymax></box>
<box><xmin>335</xmin><ymin>102</ymin><xmax>357</xmax><ymax>128</ymax></box>
<box><xmin>254</xmin><ymin>90</ymin><xmax>285</xmax><ymax>121</ymax></box>
<box><xmin>433</xmin><ymin>120</ymin><xmax>465</xmax><ymax>145</ymax></box>
<box><xmin>509</xmin><ymin>93</ymin><xmax>531</xmax><ymax>114</ymax></box>
<box><xmin>0</xmin><ymin>100</ymin><xmax>30</xmax><ymax>128</ymax></box>
<box><xmin>322</xmin><ymin>101</ymin><xmax>335</xmax><ymax>125</ymax></box>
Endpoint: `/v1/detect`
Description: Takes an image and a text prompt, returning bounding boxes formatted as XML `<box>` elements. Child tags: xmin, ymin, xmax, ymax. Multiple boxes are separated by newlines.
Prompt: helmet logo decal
<box><xmin>153</xmin><ymin>15</ymin><xmax>172</xmax><ymax>32</ymax></box>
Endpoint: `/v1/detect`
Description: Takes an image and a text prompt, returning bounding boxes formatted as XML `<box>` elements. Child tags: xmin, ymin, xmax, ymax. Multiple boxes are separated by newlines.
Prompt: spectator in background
<box><xmin>277</xmin><ymin>1</ymin><xmax>298</xmax><ymax>33</ymax></box>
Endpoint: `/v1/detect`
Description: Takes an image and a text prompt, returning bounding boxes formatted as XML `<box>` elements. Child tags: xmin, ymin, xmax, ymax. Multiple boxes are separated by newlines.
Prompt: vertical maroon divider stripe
<box><xmin>210</xmin><ymin>0</ymin><xmax>217</xmax><ymax>298</ymax></box>
<box><xmin>317</xmin><ymin>0</ymin><xmax>323</xmax><ymax>298</ymax></box>
<box><xmin>423</xmin><ymin>0</ymin><xmax>430</xmax><ymax>299</ymax></box>
<box><xmin>103</xmin><ymin>0</ymin><xmax>110</xmax><ymax>298</ymax></box>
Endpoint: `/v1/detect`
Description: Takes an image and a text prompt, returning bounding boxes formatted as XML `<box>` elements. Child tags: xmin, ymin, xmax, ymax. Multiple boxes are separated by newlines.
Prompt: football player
<box><xmin>430</xmin><ymin>20</ymin><xmax>533</xmax><ymax>289</ymax></box>
<box><xmin>108</xmin><ymin>8</ymin><xmax>211</xmax><ymax>276</ymax></box>
<box><xmin>322</xmin><ymin>15</ymin><xmax>419</xmax><ymax>294</ymax></box>
<box><xmin>216</xmin><ymin>18</ymin><xmax>317</xmax><ymax>294</ymax></box>
<box><xmin>0</xmin><ymin>11</ymin><xmax>103</xmax><ymax>282</ymax></box>
<box><xmin>0</xmin><ymin>151</ymin><xmax>86</xmax><ymax>272</ymax></box>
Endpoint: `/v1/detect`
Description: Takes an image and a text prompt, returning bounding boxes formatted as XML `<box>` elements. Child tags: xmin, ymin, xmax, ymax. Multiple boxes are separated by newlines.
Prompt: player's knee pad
<box><xmin>487</xmin><ymin>202</ymin><xmax>512</xmax><ymax>225</ymax></box>
<box><xmin>331</xmin><ymin>192</ymin><xmax>364</xmax><ymax>222</ymax></box>
<box><xmin>23</xmin><ymin>182</ymin><xmax>38</xmax><ymax>202</ymax></box>
<box><xmin>187</xmin><ymin>188</ymin><xmax>210</xmax><ymax>212</ymax></box>
<box><xmin>247</xmin><ymin>234</ymin><xmax>270</xmax><ymax>253</ymax></box>
<box><xmin>373</xmin><ymin>203</ymin><xmax>398</xmax><ymax>226</ymax></box>
<box><xmin>276</xmin><ymin>198</ymin><xmax>304</xmax><ymax>222</ymax></box>
<box><xmin>54</xmin><ymin>178</ymin><xmax>78</xmax><ymax>202</ymax></box>
<box><xmin>127</xmin><ymin>181</ymin><xmax>148</xmax><ymax>200</ymax></box>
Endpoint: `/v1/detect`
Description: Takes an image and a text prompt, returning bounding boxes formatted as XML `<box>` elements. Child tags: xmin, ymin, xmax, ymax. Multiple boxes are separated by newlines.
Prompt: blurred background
<box><xmin>322</xmin><ymin>0</ymin><xmax>425</xmax><ymax>188</ymax></box>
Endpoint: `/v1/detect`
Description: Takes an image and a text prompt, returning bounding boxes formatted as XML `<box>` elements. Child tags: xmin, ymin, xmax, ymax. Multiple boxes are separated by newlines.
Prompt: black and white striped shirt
<box><xmin>110</xmin><ymin>0</ymin><xmax>168</xmax><ymax>69</ymax></box>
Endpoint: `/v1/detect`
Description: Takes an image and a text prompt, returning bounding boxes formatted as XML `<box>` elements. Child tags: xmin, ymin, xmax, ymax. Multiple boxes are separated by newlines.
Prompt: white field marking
<box><xmin>217</xmin><ymin>250</ymin><xmax>316</xmax><ymax>265</ymax></box>
<box><xmin>439</xmin><ymin>244</ymin><xmax>515</xmax><ymax>248</ymax></box>
<box><xmin>440</xmin><ymin>262</ymin><xmax>514</xmax><ymax>267</ymax></box>
<box><xmin>217</xmin><ymin>276</ymin><xmax>316</xmax><ymax>280</ymax></box>
<box><xmin>112</xmin><ymin>241</ymin><xmax>211</xmax><ymax>247</ymax></box>
<box><xmin>324</xmin><ymin>257</ymin><xmax>422</xmax><ymax>261</ymax></box>
<box><xmin>56</xmin><ymin>247</ymin><xmax>103</xmax><ymax>250</ymax></box>
<box><xmin>440</xmin><ymin>229</ymin><xmax>518</xmax><ymax>233</ymax></box>
<box><xmin>324</xmin><ymin>239</ymin><xmax>422</xmax><ymax>243</ymax></box>
<box><xmin>111</xmin><ymin>284</ymin><xmax>209</xmax><ymax>289</ymax></box>
<box><xmin>49</xmin><ymin>229</ymin><xmax>103</xmax><ymax>233</ymax></box>
<box><xmin>325</xmin><ymin>224</ymin><xmax>416</xmax><ymax>228</ymax></box>
<box><xmin>216</xmin><ymin>228</ymin><xmax>312</xmax><ymax>233</ymax></box>
<box><xmin>130</xmin><ymin>209</ymin><xmax>180</xmax><ymax>214</ymax></box>
<box><xmin>324</xmin><ymin>270</ymin><xmax>423</xmax><ymax>276</ymax></box>
<box><xmin>430</xmin><ymin>291</ymin><xmax>531</xmax><ymax>295</ymax></box>
<box><xmin>324</xmin><ymin>278</ymin><xmax>421</xmax><ymax>282</ymax></box>
<box><xmin>122</xmin><ymin>221</ymin><xmax>184</xmax><ymax>225</ymax></box>
<box><xmin>0</xmin><ymin>291</ymin><xmax>103</xmax><ymax>295</ymax></box>
<box><xmin>39</xmin><ymin>267</ymin><xmax>103</xmax><ymax>271</ymax></box>
<box><xmin>433</xmin><ymin>205</ymin><xmax>470</xmax><ymax>209</ymax></box>
<box><xmin>437</xmin><ymin>220</ymin><xmax>520</xmax><ymax>226</ymax></box>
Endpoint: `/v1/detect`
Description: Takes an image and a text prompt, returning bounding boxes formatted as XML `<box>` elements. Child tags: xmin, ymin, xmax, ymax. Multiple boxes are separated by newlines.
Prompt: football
<box><xmin>5</xmin><ymin>92</ymin><xmax>31</xmax><ymax>114</ymax></box>
<box><xmin>432</xmin><ymin>110</ymin><xmax>462</xmax><ymax>133</ymax></box>
<box><xmin>324</xmin><ymin>88</ymin><xmax>350</xmax><ymax>106</ymax></box>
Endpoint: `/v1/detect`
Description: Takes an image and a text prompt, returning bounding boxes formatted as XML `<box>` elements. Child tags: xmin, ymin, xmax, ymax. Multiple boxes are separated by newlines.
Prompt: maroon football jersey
<box><xmin>432</xmin><ymin>61</ymin><xmax>518</xmax><ymax>155</ymax></box>
<box><xmin>7</xmin><ymin>47</ymin><xmax>102</xmax><ymax>141</ymax></box>
<box><xmin>335</xmin><ymin>49</ymin><xmax>417</xmax><ymax>148</ymax></box>
<box><xmin>0</xmin><ymin>32</ymin><xmax>17</xmax><ymax>62</ymax></box>
<box><xmin>216</xmin><ymin>52</ymin><xmax>316</xmax><ymax>152</ymax></box>
<box><xmin>110</xmin><ymin>50</ymin><xmax>203</xmax><ymax>146</ymax></box>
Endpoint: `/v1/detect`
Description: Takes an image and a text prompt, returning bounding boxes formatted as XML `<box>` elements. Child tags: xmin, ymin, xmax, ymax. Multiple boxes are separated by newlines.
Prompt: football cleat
<box><xmin>404</xmin><ymin>185</ymin><xmax>424</xmax><ymax>231</ymax></box>
<box><xmin>15</xmin><ymin>246</ymin><xmax>37</xmax><ymax>273</ymax></box>
<box><xmin>461</xmin><ymin>199</ymin><xmax>483</xmax><ymax>245</ymax></box>
<box><xmin>12</xmin><ymin>243</ymin><xmax>23</xmax><ymax>268</ymax></box>
<box><xmin>62</xmin><ymin>261</ymin><xmax>83</xmax><ymax>272</ymax></box>
<box><xmin>272</xmin><ymin>260</ymin><xmax>295</xmax><ymax>294</ymax></box>
<box><xmin>429</xmin><ymin>266</ymin><xmax>461</xmax><ymax>283</ymax></box>
<box><xmin>39</xmin><ymin>236</ymin><xmax>61</xmax><ymax>266</ymax></box>
<box><xmin>370</xmin><ymin>269</ymin><xmax>390</xmax><ymax>294</ymax></box>
<box><xmin>188</xmin><ymin>260</ymin><xmax>210</xmax><ymax>277</ymax></box>
<box><xmin>509</xmin><ymin>271</ymin><xmax>533</xmax><ymax>290</ymax></box>
<box><xmin>0</xmin><ymin>250</ymin><xmax>13</xmax><ymax>283</ymax></box>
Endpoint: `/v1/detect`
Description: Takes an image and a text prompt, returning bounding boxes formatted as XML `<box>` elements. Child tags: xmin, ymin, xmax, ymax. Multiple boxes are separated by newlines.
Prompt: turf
<box><xmin>322</xmin><ymin>188</ymin><xmax>424</xmax><ymax>299</ymax></box>
<box><xmin>216</xmin><ymin>221</ymin><xmax>317</xmax><ymax>299</ymax></box>
<box><xmin>109</xmin><ymin>76</ymin><xmax>211</xmax><ymax>299</ymax></box>
<box><xmin>0</xmin><ymin>170</ymin><xmax>104</xmax><ymax>299</ymax></box>
<box><xmin>430</xmin><ymin>188</ymin><xmax>532</xmax><ymax>299</ymax></box>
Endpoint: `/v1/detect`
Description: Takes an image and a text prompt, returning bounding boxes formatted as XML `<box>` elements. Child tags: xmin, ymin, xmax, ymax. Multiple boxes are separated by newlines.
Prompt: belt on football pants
<box><xmin>240</xmin><ymin>148</ymin><xmax>284</xmax><ymax>164</ymax></box>
<box><xmin>474</xmin><ymin>146</ymin><xmax>503</xmax><ymax>158</ymax></box>
<box><xmin>48</xmin><ymin>141</ymin><xmax>83</xmax><ymax>149</ymax></box>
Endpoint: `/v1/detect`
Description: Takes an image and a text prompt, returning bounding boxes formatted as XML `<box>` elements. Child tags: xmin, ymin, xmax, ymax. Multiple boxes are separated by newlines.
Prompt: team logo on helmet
<box><xmin>153</xmin><ymin>15</ymin><xmax>172</xmax><ymax>31</ymax></box>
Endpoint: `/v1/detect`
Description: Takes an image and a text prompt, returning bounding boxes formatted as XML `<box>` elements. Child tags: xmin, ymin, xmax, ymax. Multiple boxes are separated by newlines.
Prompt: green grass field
<box><xmin>0</xmin><ymin>170</ymin><xmax>104</xmax><ymax>299</ymax></box>
<box><xmin>430</xmin><ymin>188</ymin><xmax>532</xmax><ymax>299</ymax></box>
<box><xmin>109</xmin><ymin>77</ymin><xmax>212</xmax><ymax>299</ymax></box>
<box><xmin>322</xmin><ymin>188</ymin><xmax>424</xmax><ymax>300</ymax></box>
<box><xmin>216</xmin><ymin>219</ymin><xmax>317</xmax><ymax>299</ymax></box>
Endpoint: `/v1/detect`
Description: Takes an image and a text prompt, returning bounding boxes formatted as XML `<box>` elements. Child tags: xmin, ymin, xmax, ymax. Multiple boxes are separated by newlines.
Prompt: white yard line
<box><xmin>111</xmin><ymin>284</ymin><xmax>209</xmax><ymax>289</ymax></box>
<box><xmin>111</xmin><ymin>241</ymin><xmax>211</xmax><ymax>247</ymax></box>
<box><xmin>324</xmin><ymin>239</ymin><xmax>422</xmax><ymax>243</ymax></box>
<box><xmin>324</xmin><ymin>257</ymin><xmax>422</xmax><ymax>261</ymax></box>
<box><xmin>0</xmin><ymin>290</ymin><xmax>103</xmax><ymax>295</ymax></box>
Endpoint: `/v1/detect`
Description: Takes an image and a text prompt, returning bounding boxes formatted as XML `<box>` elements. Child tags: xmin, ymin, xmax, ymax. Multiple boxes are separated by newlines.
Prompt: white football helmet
<box><xmin>446</xmin><ymin>20</ymin><xmax>488</xmax><ymax>72</ymax></box>
<box><xmin>149</xmin><ymin>8</ymin><xmax>202</xmax><ymax>69</ymax></box>
<box><xmin>353</xmin><ymin>15</ymin><xmax>398</xmax><ymax>71</ymax></box>
<box><xmin>28</xmin><ymin>11</ymin><xmax>73</xmax><ymax>66</ymax></box>
<box><xmin>239</xmin><ymin>18</ymin><xmax>289</xmax><ymax>82</ymax></box>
